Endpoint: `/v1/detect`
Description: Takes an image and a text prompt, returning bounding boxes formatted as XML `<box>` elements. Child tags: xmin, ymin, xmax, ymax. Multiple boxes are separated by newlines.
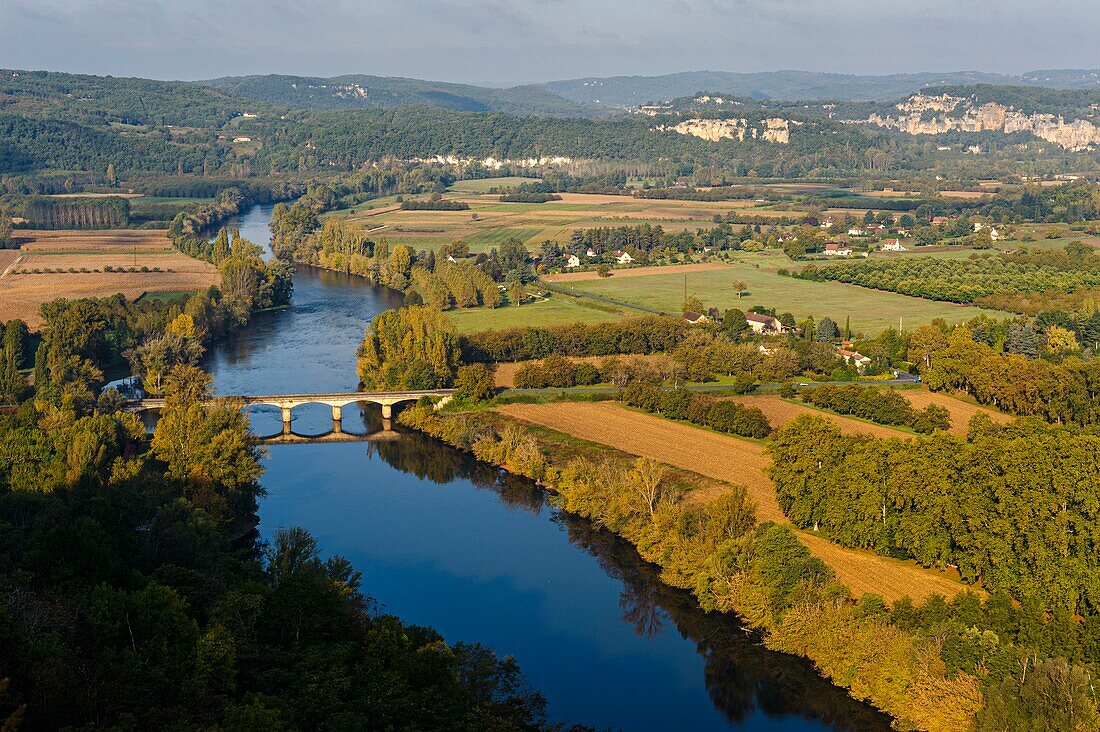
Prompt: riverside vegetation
<box><xmin>363</xmin><ymin>304</ymin><xmax>1100</xmax><ymax>731</ymax></box>
<box><xmin>0</xmin><ymin>291</ymin><xmax>556</xmax><ymax>729</ymax></box>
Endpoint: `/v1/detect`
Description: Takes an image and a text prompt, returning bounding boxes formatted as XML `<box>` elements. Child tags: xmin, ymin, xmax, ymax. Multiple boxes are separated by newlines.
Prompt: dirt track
<box><xmin>497</xmin><ymin>401</ymin><xmax>971</xmax><ymax>602</ymax></box>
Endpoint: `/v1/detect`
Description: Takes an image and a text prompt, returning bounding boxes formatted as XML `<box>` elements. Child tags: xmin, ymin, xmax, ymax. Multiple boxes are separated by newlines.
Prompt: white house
<box><xmin>615</xmin><ymin>250</ymin><xmax>634</xmax><ymax>264</ymax></box>
<box><xmin>820</xmin><ymin>217</ymin><xmax>834</xmax><ymax>229</ymax></box>
<box><xmin>824</xmin><ymin>242</ymin><xmax>852</xmax><ymax>257</ymax></box>
<box><xmin>585</xmin><ymin>247</ymin><xmax>598</xmax><ymax>258</ymax></box>
<box><xmin>990</xmin><ymin>227</ymin><xmax>1003</xmax><ymax>242</ymax></box>
<box><xmin>745</xmin><ymin>312</ymin><xmax>787</xmax><ymax>334</ymax></box>
<box><xmin>565</xmin><ymin>254</ymin><xmax>581</xmax><ymax>268</ymax></box>
<box><xmin>881</xmin><ymin>239</ymin><xmax>907</xmax><ymax>252</ymax></box>
<box><xmin>838</xmin><ymin>349</ymin><xmax>872</xmax><ymax>371</ymax></box>
<box><xmin>847</xmin><ymin>227</ymin><xmax>864</xmax><ymax>237</ymax></box>
<box><xmin>232</xmin><ymin>136</ymin><xmax>252</xmax><ymax>143</ymax></box>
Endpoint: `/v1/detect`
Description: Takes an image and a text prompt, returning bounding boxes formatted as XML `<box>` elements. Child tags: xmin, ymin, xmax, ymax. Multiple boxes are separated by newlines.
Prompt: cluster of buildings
<box><xmin>564</xmin><ymin>249</ymin><xmax>635</xmax><ymax>268</ymax></box>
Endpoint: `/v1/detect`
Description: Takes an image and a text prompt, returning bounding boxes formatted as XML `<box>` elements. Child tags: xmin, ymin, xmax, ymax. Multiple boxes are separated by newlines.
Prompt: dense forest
<box><xmin>0</xmin><ymin>334</ymin><xmax>551</xmax><ymax>730</ymax></box>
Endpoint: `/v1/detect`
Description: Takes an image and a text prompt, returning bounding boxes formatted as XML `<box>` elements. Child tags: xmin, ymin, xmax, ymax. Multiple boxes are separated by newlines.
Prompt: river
<box><xmin>202</xmin><ymin>205</ymin><xmax>891</xmax><ymax>731</ymax></box>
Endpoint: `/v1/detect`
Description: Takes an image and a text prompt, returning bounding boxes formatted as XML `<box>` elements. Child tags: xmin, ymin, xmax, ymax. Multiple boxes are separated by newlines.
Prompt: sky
<box><xmin>1</xmin><ymin>0</ymin><xmax>1098</xmax><ymax>84</ymax></box>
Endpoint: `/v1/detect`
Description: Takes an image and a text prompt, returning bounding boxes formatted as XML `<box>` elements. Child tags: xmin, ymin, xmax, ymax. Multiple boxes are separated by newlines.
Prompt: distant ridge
<box><xmin>201</xmin><ymin>73</ymin><xmax>602</xmax><ymax>118</ymax></box>
<box><xmin>543</xmin><ymin>69</ymin><xmax>1100</xmax><ymax>107</ymax></box>
<box><xmin>201</xmin><ymin>70</ymin><xmax>1100</xmax><ymax>118</ymax></box>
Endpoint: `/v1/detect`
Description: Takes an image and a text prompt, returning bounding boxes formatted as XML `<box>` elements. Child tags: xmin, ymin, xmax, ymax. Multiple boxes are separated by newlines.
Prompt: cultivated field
<box><xmin>0</xmin><ymin>230</ymin><xmax>218</xmax><ymax>327</ymax></box>
<box><xmin>336</xmin><ymin>188</ymin><xmax>823</xmax><ymax>255</ymax></box>
<box><xmin>492</xmin><ymin>353</ymin><xmax>666</xmax><ymax>387</ymax></box>
<box><xmin>560</xmin><ymin>250</ymin><xmax>1010</xmax><ymax>333</ymax></box>
<box><xmin>497</xmin><ymin>401</ymin><xmax>971</xmax><ymax>601</ymax></box>
<box><xmin>727</xmin><ymin>395</ymin><xmax>912</xmax><ymax>438</ymax></box>
<box><xmin>901</xmin><ymin>390</ymin><xmax>1012</xmax><ymax>436</ymax></box>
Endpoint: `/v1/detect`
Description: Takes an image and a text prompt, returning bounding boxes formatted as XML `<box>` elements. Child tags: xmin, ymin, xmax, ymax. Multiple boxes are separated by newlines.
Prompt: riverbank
<box><xmin>399</xmin><ymin>403</ymin><xmax>984</xmax><ymax>732</ymax></box>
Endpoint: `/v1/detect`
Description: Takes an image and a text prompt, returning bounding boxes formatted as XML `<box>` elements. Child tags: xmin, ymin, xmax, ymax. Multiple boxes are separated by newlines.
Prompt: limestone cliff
<box><xmin>865</xmin><ymin>92</ymin><xmax>1100</xmax><ymax>151</ymax></box>
<box><xmin>658</xmin><ymin>117</ymin><xmax>796</xmax><ymax>144</ymax></box>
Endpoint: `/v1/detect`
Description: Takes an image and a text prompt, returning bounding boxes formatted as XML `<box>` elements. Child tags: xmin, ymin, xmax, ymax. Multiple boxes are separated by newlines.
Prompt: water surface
<box><xmin>202</xmin><ymin>205</ymin><xmax>891</xmax><ymax>731</ymax></box>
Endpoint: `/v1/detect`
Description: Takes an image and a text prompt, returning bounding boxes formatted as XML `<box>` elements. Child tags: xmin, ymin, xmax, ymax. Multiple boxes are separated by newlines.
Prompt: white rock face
<box><xmin>657</xmin><ymin>118</ymin><xmax>795</xmax><ymax>144</ymax></box>
<box><xmin>865</xmin><ymin>93</ymin><xmax>1100</xmax><ymax>151</ymax></box>
<box><xmin>409</xmin><ymin>154</ymin><xmax>575</xmax><ymax>170</ymax></box>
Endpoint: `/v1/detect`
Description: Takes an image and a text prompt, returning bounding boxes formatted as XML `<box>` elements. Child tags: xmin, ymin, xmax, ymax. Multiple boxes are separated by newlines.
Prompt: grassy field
<box><xmin>0</xmin><ymin>230</ymin><xmax>218</xmax><ymax>328</ymax></box>
<box><xmin>443</xmin><ymin>296</ymin><xmax>623</xmax><ymax>333</ymax></box>
<box><xmin>558</xmin><ymin>251</ymin><xmax>1009</xmax><ymax>334</ymax></box>
<box><xmin>496</xmin><ymin>401</ymin><xmax>971</xmax><ymax>602</ymax></box>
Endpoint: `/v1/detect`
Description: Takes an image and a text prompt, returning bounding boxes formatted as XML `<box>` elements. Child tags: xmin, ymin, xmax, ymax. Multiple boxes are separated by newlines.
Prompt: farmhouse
<box><xmin>565</xmin><ymin>254</ymin><xmax>581</xmax><ymax>268</ymax></box>
<box><xmin>847</xmin><ymin>227</ymin><xmax>864</xmax><ymax>237</ymax></box>
<box><xmin>881</xmin><ymin>239</ymin><xmax>907</xmax><ymax>252</ymax></box>
<box><xmin>745</xmin><ymin>312</ymin><xmax>786</xmax><ymax>334</ymax></box>
<box><xmin>615</xmin><ymin>250</ymin><xmax>634</xmax><ymax>264</ymax></box>
<box><xmin>824</xmin><ymin>242</ymin><xmax>852</xmax><ymax>257</ymax></box>
<box><xmin>586</xmin><ymin>247</ymin><xmax>598</xmax><ymax>258</ymax></box>
<box><xmin>838</xmin><ymin>348</ymin><xmax>872</xmax><ymax>371</ymax></box>
<box><xmin>681</xmin><ymin>311</ymin><xmax>709</xmax><ymax>325</ymax></box>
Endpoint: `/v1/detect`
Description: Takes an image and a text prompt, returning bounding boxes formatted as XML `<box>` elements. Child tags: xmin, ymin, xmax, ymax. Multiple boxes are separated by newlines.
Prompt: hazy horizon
<box><xmin>2</xmin><ymin>0</ymin><xmax>1098</xmax><ymax>85</ymax></box>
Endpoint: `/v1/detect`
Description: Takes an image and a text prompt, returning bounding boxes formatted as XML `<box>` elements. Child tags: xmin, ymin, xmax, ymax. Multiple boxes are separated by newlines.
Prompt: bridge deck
<box><xmin>128</xmin><ymin>389</ymin><xmax>454</xmax><ymax>410</ymax></box>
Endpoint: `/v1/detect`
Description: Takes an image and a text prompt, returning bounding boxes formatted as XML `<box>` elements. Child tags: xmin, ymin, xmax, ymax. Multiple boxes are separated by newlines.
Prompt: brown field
<box><xmin>543</xmin><ymin>262</ymin><xmax>732</xmax><ymax>283</ymax></box>
<box><xmin>900</xmin><ymin>390</ymin><xmax>1011</xmax><ymax>436</ymax></box>
<box><xmin>16</xmin><ymin>229</ymin><xmax>173</xmax><ymax>253</ymax></box>
<box><xmin>0</xmin><ymin>250</ymin><xmax>19</xmax><ymax>274</ymax></box>
<box><xmin>0</xmin><ymin>229</ymin><xmax>217</xmax><ymax>328</ymax></box>
<box><xmin>728</xmin><ymin>395</ymin><xmax>910</xmax><ymax>438</ymax></box>
<box><xmin>493</xmin><ymin>354</ymin><xmax>666</xmax><ymax>388</ymax></box>
<box><xmin>497</xmin><ymin>401</ymin><xmax>970</xmax><ymax>601</ymax></box>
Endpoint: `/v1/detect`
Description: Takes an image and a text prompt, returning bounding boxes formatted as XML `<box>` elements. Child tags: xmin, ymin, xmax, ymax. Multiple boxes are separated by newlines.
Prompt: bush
<box><xmin>453</xmin><ymin>363</ymin><xmax>496</xmax><ymax>402</ymax></box>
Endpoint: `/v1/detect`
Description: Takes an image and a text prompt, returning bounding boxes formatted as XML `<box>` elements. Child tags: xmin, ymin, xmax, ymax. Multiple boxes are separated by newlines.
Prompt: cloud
<box><xmin>0</xmin><ymin>0</ymin><xmax>1096</xmax><ymax>83</ymax></box>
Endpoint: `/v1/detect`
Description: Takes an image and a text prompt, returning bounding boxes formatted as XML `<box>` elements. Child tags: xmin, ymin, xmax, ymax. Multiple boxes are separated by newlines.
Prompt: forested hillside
<box><xmin>202</xmin><ymin>74</ymin><xmax>599</xmax><ymax>117</ymax></box>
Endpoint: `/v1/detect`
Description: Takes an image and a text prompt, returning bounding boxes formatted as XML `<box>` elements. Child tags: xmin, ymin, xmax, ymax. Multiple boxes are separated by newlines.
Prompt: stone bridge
<box><xmin>127</xmin><ymin>389</ymin><xmax>454</xmax><ymax>431</ymax></box>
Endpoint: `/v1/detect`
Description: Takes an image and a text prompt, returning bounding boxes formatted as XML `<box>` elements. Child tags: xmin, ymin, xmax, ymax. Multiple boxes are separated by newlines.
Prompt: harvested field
<box><xmin>0</xmin><ymin>250</ymin><xmax>19</xmax><ymax>274</ymax></box>
<box><xmin>542</xmin><ymin>262</ymin><xmax>732</xmax><ymax>283</ymax></box>
<box><xmin>14</xmin><ymin>252</ymin><xmax>208</xmax><ymax>274</ymax></box>
<box><xmin>727</xmin><ymin>395</ymin><xmax>910</xmax><ymax>438</ymax></box>
<box><xmin>492</xmin><ymin>354</ymin><xmax>666</xmax><ymax>387</ymax></box>
<box><xmin>15</xmin><ymin>229</ymin><xmax>172</xmax><ymax>253</ymax></box>
<box><xmin>0</xmin><ymin>229</ymin><xmax>217</xmax><ymax>328</ymax></box>
<box><xmin>497</xmin><ymin>401</ymin><xmax>970</xmax><ymax>602</ymax></box>
<box><xmin>901</xmin><ymin>390</ymin><xmax>1011</xmax><ymax>437</ymax></box>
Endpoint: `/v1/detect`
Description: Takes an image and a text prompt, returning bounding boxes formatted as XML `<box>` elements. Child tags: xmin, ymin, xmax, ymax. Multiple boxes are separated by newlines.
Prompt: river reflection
<box><xmin>207</xmin><ymin>205</ymin><xmax>891</xmax><ymax>730</ymax></box>
<box><xmin>256</xmin><ymin>427</ymin><xmax>890</xmax><ymax>731</ymax></box>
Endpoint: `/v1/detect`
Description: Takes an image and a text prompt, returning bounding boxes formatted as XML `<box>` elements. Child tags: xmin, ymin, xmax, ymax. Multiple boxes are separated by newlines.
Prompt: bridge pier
<box><xmin>281</xmin><ymin>406</ymin><xmax>293</xmax><ymax>432</ymax></box>
<box><xmin>331</xmin><ymin>404</ymin><xmax>342</xmax><ymax>422</ymax></box>
<box><xmin>380</xmin><ymin>402</ymin><xmax>393</xmax><ymax>419</ymax></box>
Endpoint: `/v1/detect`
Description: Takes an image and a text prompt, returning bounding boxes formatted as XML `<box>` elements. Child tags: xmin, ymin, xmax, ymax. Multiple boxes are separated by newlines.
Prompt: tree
<box><xmin>105</xmin><ymin>162</ymin><xmax>117</xmax><ymax>186</ymax></box>
<box><xmin>508</xmin><ymin>279</ymin><xmax>527</xmax><ymax>306</ymax></box>
<box><xmin>723</xmin><ymin>309</ymin><xmax>749</xmax><ymax>339</ymax></box>
<box><xmin>357</xmin><ymin>306</ymin><xmax>460</xmax><ymax>390</ymax></box>
<box><xmin>732</xmin><ymin>280</ymin><xmax>748</xmax><ymax>298</ymax></box>
<box><xmin>816</xmin><ymin>317</ymin><xmax>840</xmax><ymax>342</ymax></box>
<box><xmin>453</xmin><ymin>364</ymin><xmax>495</xmax><ymax>402</ymax></box>
<box><xmin>628</xmin><ymin>457</ymin><xmax>668</xmax><ymax>518</ymax></box>
<box><xmin>596</xmin><ymin>264</ymin><xmax>612</xmax><ymax>278</ymax></box>
<box><xmin>682</xmin><ymin>295</ymin><xmax>704</xmax><ymax>314</ymax></box>
<box><xmin>1046</xmin><ymin>326</ymin><xmax>1080</xmax><ymax>356</ymax></box>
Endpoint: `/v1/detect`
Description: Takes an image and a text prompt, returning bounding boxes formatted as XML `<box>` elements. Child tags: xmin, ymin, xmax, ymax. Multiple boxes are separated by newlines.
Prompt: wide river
<box><xmin>202</xmin><ymin>205</ymin><xmax>891</xmax><ymax>731</ymax></box>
